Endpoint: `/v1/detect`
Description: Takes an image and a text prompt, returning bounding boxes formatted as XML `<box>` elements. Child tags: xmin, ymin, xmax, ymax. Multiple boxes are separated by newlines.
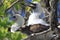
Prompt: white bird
<box><xmin>11</xmin><ymin>14</ymin><xmax>25</xmax><ymax>33</ymax></box>
<box><xmin>27</xmin><ymin>1</ymin><xmax>49</xmax><ymax>26</ymax></box>
<box><xmin>27</xmin><ymin>1</ymin><xmax>44</xmax><ymax>21</ymax></box>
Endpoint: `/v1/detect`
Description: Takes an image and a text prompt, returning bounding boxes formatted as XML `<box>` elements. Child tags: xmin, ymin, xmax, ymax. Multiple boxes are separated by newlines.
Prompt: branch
<box><xmin>5</xmin><ymin>0</ymin><xmax>19</xmax><ymax>12</ymax></box>
<box><xmin>23</xmin><ymin>28</ymin><xmax>51</xmax><ymax>40</ymax></box>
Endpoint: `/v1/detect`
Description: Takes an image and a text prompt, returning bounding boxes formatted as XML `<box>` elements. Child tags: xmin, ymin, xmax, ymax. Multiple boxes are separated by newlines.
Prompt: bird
<box><xmin>10</xmin><ymin>14</ymin><xmax>25</xmax><ymax>33</ymax></box>
<box><xmin>27</xmin><ymin>1</ymin><xmax>44</xmax><ymax>26</ymax></box>
<box><xmin>27</xmin><ymin>1</ymin><xmax>50</xmax><ymax>33</ymax></box>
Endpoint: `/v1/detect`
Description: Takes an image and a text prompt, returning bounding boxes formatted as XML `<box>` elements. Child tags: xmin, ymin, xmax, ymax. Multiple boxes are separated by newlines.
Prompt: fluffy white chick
<box><xmin>11</xmin><ymin>14</ymin><xmax>25</xmax><ymax>33</ymax></box>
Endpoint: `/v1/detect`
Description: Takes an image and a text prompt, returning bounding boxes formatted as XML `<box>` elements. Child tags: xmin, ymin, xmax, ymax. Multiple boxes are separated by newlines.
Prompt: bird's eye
<box><xmin>32</xmin><ymin>4</ymin><xmax>37</xmax><ymax>9</ymax></box>
<box><xmin>33</xmin><ymin>4</ymin><xmax>37</xmax><ymax>6</ymax></box>
<box><xmin>13</xmin><ymin>16</ymin><xmax>16</xmax><ymax>18</ymax></box>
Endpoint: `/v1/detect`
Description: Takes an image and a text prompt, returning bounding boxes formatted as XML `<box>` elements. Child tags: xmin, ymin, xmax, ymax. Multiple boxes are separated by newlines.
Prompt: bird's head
<box><xmin>29</xmin><ymin>1</ymin><xmax>43</xmax><ymax>14</ymax></box>
<box><xmin>12</xmin><ymin>14</ymin><xmax>24</xmax><ymax>21</ymax></box>
<box><xmin>29</xmin><ymin>1</ymin><xmax>38</xmax><ymax>9</ymax></box>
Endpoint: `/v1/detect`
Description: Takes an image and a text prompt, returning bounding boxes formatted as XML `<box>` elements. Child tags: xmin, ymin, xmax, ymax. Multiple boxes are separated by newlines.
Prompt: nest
<box><xmin>23</xmin><ymin>28</ymin><xmax>52</xmax><ymax>40</ymax></box>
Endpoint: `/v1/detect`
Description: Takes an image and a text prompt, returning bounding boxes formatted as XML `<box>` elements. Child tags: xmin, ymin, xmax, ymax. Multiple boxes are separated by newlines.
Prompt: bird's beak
<box><xmin>20</xmin><ymin>2</ymin><xmax>36</xmax><ymax>9</ymax></box>
<box><xmin>28</xmin><ymin>3</ymin><xmax>36</xmax><ymax>9</ymax></box>
<box><xmin>24</xmin><ymin>2</ymin><xmax>36</xmax><ymax>9</ymax></box>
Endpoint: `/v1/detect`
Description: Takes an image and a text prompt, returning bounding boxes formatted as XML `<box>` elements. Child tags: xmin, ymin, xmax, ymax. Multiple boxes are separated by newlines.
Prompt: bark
<box><xmin>50</xmin><ymin>0</ymin><xmax>58</xmax><ymax>31</ymax></box>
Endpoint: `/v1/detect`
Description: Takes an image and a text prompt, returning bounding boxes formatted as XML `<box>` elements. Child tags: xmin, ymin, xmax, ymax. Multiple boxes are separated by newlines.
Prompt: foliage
<box><xmin>0</xmin><ymin>0</ymin><xmax>27</xmax><ymax>40</ymax></box>
<box><xmin>0</xmin><ymin>12</ymin><xmax>27</xmax><ymax>40</ymax></box>
<box><xmin>0</xmin><ymin>27</ymin><xmax>27</xmax><ymax>40</ymax></box>
<box><xmin>0</xmin><ymin>17</ymin><xmax>13</xmax><ymax>28</ymax></box>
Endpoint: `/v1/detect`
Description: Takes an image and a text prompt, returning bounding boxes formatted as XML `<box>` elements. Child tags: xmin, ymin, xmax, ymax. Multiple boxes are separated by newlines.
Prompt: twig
<box><xmin>5</xmin><ymin>0</ymin><xmax>19</xmax><ymax>12</ymax></box>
